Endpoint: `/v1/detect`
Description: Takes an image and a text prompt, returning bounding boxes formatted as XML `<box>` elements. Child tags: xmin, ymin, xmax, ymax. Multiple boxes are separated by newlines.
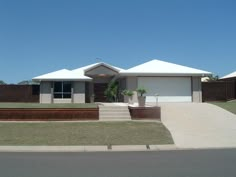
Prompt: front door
<box><xmin>94</xmin><ymin>83</ymin><xmax>108</xmax><ymax>102</ymax></box>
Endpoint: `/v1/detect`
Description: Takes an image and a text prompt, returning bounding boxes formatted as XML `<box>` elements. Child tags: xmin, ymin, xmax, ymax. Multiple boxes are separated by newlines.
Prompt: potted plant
<box><xmin>121</xmin><ymin>89</ymin><xmax>134</xmax><ymax>104</ymax></box>
<box><xmin>90</xmin><ymin>94</ymin><xmax>95</xmax><ymax>103</ymax></box>
<box><xmin>136</xmin><ymin>87</ymin><xmax>147</xmax><ymax>107</ymax></box>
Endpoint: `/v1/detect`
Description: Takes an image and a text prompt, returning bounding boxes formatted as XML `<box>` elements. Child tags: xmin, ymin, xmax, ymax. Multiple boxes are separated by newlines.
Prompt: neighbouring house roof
<box><xmin>120</xmin><ymin>59</ymin><xmax>211</xmax><ymax>76</ymax></box>
<box><xmin>33</xmin><ymin>59</ymin><xmax>212</xmax><ymax>81</ymax></box>
<box><xmin>221</xmin><ymin>71</ymin><xmax>236</xmax><ymax>80</ymax></box>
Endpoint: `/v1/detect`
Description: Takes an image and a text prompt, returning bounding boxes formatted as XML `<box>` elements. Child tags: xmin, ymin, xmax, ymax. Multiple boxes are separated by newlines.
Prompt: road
<box><xmin>1</xmin><ymin>149</ymin><xmax>236</xmax><ymax>177</ymax></box>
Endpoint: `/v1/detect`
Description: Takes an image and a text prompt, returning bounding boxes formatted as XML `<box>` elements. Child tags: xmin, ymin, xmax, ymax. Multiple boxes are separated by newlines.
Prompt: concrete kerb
<box><xmin>0</xmin><ymin>145</ymin><xmax>177</xmax><ymax>152</ymax></box>
<box><xmin>111</xmin><ymin>145</ymin><xmax>148</xmax><ymax>151</ymax></box>
<box><xmin>0</xmin><ymin>145</ymin><xmax>236</xmax><ymax>152</ymax></box>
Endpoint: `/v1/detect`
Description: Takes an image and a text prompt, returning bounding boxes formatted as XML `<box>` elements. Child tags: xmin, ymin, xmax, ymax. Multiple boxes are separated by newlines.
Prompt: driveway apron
<box><xmin>160</xmin><ymin>103</ymin><xmax>236</xmax><ymax>148</ymax></box>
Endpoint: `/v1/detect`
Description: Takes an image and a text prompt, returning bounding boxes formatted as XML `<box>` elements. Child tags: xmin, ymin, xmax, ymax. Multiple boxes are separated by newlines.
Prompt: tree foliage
<box><xmin>17</xmin><ymin>80</ymin><xmax>39</xmax><ymax>85</ymax></box>
<box><xmin>0</xmin><ymin>80</ymin><xmax>6</xmax><ymax>85</ymax></box>
<box><xmin>207</xmin><ymin>75</ymin><xmax>219</xmax><ymax>82</ymax></box>
<box><xmin>104</xmin><ymin>81</ymin><xmax>119</xmax><ymax>102</ymax></box>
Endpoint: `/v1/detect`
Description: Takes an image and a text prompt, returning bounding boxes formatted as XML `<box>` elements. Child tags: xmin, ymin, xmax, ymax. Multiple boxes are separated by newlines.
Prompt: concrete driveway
<box><xmin>160</xmin><ymin>103</ymin><xmax>236</xmax><ymax>148</ymax></box>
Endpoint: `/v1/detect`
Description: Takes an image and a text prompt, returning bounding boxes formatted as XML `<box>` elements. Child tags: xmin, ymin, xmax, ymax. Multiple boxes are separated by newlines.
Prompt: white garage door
<box><xmin>138</xmin><ymin>77</ymin><xmax>192</xmax><ymax>102</ymax></box>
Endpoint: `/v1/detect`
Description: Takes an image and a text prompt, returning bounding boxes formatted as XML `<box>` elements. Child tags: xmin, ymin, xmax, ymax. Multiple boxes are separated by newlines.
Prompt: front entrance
<box><xmin>94</xmin><ymin>83</ymin><xmax>108</xmax><ymax>102</ymax></box>
<box><xmin>84</xmin><ymin>63</ymin><xmax>122</xmax><ymax>102</ymax></box>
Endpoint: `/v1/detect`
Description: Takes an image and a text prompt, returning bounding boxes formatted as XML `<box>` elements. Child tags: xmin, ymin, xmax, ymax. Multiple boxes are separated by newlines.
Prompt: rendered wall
<box><xmin>53</xmin><ymin>99</ymin><xmax>72</xmax><ymax>103</ymax></box>
<box><xmin>192</xmin><ymin>77</ymin><xmax>202</xmax><ymax>102</ymax></box>
<box><xmin>73</xmin><ymin>81</ymin><xmax>85</xmax><ymax>103</ymax></box>
<box><xmin>126</xmin><ymin>76</ymin><xmax>138</xmax><ymax>103</ymax></box>
<box><xmin>40</xmin><ymin>81</ymin><xmax>52</xmax><ymax>103</ymax></box>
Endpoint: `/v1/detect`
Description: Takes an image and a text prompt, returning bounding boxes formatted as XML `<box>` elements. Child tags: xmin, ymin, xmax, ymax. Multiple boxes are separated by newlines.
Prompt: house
<box><xmin>221</xmin><ymin>71</ymin><xmax>236</xmax><ymax>80</ymax></box>
<box><xmin>32</xmin><ymin>59</ymin><xmax>211</xmax><ymax>103</ymax></box>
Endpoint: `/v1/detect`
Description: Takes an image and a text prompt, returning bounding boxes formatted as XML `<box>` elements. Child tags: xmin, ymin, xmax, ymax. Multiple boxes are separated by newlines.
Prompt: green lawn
<box><xmin>210</xmin><ymin>100</ymin><xmax>236</xmax><ymax>115</ymax></box>
<box><xmin>0</xmin><ymin>103</ymin><xmax>97</xmax><ymax>109</ymax></box>
<box><xmin>0</xmin><ymin>122</ymin><xmax>173</xmax><ymax>145</ymax></box>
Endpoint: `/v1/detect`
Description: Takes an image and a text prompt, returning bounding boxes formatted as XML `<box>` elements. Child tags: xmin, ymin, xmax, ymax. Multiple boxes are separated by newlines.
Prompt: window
<box><xmin>54</xmin><ymin>82</ymin><xmax>72</xmax><ymax>99</ymax></box>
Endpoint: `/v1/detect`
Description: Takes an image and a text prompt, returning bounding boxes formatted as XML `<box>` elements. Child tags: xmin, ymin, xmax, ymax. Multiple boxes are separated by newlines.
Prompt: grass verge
<box><xmin>210</xmin><ymin>100</ymin><xmax>236</xmax><ymax>115</ymax></box>
<box><xmin>0</xmin><ymin>122</ymin><xmax>173</xmax><ymax>145</ymax></box>
<box><xmin>0</xmin><ymin>103</ymin><xmax>97</xmax><ymax>109</ymax></box>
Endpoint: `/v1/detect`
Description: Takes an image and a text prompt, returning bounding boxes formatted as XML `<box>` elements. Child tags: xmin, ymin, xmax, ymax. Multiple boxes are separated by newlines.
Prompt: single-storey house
<box><xmin>221</xmin><ymin>71</ymin><xmax>236</xmax><ymax>80</ymax></box>
<box><xmin>33</xmin><ymin>59</ymin><xmax>211</xmax><ymax>104</ymax></box>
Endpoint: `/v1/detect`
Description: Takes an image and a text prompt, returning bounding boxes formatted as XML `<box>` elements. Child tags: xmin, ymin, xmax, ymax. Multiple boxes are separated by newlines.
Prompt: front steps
<box><xmin>99</xmin><ymin>105</ymin><xmax>131</xmax><ymax>120</ymax></box>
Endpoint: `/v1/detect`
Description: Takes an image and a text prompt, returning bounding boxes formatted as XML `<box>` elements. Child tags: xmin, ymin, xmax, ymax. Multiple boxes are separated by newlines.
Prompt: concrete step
<box><xmin>99</xmin><ymin>109</ymin><xmax>129</xmax><ymax>112</ymax></box>
<box><xmin>99</xmin><ymin>117</ymin><xmax>131</xmax><ymax>120</ymax></box>
<box><xmin>100</xmin><ymin>115</ymin><xmax>131</xmax><ymax>119</ymax></box>
<box><xmin>100</xmin><ymin>116</ymin><xmax>131</xmax><ymax>119</ymax></box>
<box><xmin>99</xmin><ymin>105</ymin><xmax>128</xmax><ymax>108</ymax></box>
<box><xmin>99</xmin><ymin>111</ymin><xmax>129</xmax><ymax>115</ymax></box>
<box><xmin>99</xmin><ymin>112</ymin><xmax>131</xmax><ymax>116</ymax></box>
<box><xmin>99</xmin><ymin>105</ymin><xmax>131</xmax><ymax>120</ymax></box>
<box><xmin>99</xmin><ymin>108</ymin><xmax>129</xmax><ymax>111</ymax></box>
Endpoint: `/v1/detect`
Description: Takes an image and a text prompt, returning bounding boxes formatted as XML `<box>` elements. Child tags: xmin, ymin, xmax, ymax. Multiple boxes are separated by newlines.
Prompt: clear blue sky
<box><xmin>0</xmin><ymin>0</ymin><xmax>235</xmax><ymax>84</ymax></box>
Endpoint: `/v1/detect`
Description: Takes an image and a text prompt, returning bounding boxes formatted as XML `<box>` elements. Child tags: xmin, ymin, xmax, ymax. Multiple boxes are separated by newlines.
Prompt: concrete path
<box><xmin>160</xmin><ymin>103</ymin><xmax>236</xmax><ymax>148</ymax></box>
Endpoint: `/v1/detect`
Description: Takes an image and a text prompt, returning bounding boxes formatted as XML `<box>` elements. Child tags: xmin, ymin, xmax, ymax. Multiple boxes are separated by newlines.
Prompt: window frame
<box><xmin>53</xmin><ymin>81</ymin><xmax>72</xmax><ymax>99</ymax></box>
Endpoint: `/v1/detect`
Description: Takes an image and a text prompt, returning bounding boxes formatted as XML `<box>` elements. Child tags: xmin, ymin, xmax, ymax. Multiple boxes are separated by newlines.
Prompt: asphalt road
<box><xmin>1</xmin><ymin>149</ymin><xmax>236</xmax><ymax>177</ymax></box>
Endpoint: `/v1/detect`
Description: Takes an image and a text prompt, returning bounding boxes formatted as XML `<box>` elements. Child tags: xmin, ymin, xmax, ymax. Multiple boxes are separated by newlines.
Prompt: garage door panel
<box><xmin>146</xmin><ymin>96</ymin><xmax>192</xmax><ymax>102</ymax></box>
<box><xmin>138</xmin><ymin>77</ymin><xmax>192</xmax><ymax>102</ymax></box>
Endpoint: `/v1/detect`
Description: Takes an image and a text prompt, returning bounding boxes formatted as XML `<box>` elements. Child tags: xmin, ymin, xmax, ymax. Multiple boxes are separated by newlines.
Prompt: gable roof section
<box><xmin>221</xmin><ymin>71</ymin><xmax>236</xmax><ymax>79</ymax></box>
<box><xmin>33</xmin><ymin>68</ymin><xmax>92</xmax><ymax>81</ymax></box>
<box><xmin>84</xmin><ymin>62</ymin><xmax>123</xmax><ymax>73</ymax></box>
<box><xmin>120</xmin><ymin>59</ymin><xmax>211</xmax><ymax>76</ymax></box>
<box><xmin>33</xmin><ymin>62</ymin><xmax>124</xmax><ymax>81</ymax></box>
<box><xmin>73</xmin><ymin>62</ymin><xmax>124</xmax><ymax>74</ymax></box>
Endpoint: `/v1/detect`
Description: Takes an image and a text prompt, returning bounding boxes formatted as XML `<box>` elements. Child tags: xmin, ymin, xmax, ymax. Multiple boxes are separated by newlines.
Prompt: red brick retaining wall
<box><xmin>0</xmin><ymin>108</ymin><xmax>99</xmax><ymax>121</ymax></box>
<box><xmin>129</xmin><ymin>106</ymin><xmax>161</xmax><ymax>120</ymax></box>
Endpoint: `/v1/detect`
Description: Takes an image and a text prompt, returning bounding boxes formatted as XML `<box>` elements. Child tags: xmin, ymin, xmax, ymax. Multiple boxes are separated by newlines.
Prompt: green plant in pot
<box><xmin>121</xmin><ymin>89</ymin><xmax>134</xmax><ymax>104</ymax></box>
<box><xmin>136</xmin><ymin>87</ymin><xmax>147</xmax><ymax>107</ymax></box>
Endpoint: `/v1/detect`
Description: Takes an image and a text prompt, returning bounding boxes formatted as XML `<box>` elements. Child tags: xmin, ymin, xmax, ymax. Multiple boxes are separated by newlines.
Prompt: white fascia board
<box><xmin>32</xmin><ymin>78</ymin><xmax>93</xmax><ymax>82</ymax></box>
<box><xmin>119</xmin><ymin>72</ymin><xmax>212</xmax><ymax>77</ymax></box>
